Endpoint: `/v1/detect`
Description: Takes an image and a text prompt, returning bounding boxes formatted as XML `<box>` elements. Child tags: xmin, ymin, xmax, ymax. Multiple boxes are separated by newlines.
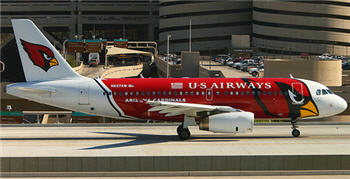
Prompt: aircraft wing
<box><xmin>146</xmin><ymin>101</ymin><xmax>241</xmax><ymax>117</ymax></box>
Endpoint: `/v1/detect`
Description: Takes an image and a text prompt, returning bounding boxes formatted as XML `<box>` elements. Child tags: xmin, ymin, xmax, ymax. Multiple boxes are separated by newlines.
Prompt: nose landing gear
<box><xmin>291</xmin><ymin>118</ymin><xmax>300</xmax><ymax>137</ymax></box>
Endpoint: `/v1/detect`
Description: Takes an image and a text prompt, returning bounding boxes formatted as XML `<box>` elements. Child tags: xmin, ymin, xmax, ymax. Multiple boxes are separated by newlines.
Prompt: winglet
<box><xmin>289</xmin><ymin>74</ymin><xmax>294</xmax><ymax>78</ymax></box>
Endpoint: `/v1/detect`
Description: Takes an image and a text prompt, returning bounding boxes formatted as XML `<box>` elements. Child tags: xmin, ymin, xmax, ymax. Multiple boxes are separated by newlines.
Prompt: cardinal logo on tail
<box><xmin>20</xmin><ymin>39</ymin><xmax>58</xmax><ymax>72</ymax></box>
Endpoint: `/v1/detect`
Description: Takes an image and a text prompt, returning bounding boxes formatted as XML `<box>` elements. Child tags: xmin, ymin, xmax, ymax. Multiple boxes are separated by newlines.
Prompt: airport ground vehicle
<box><xmin>88</xmin><ymin>53</ymin><xmax>100</xmax><ymax>67</ymax></box>
<box><xmin>233</xmin><ymin>59</ymin><xmax>255</xmax><ymax>70</ymax></box>
<box><xmin>318</xmin><ymin>53</ymin><xmax>333</xmax><ymax>60</ymax></box>
<box><xmin>6</xmin><ymin>19</ymin><xmax>348</xmax><ymax>140</ymax></box>
<box><xmin>227</xmin><ymin>59</ymin><xmax>234</xmax><ymax>66</ymax></box>
<box><xmin>343</xmin><ymin>62</ymin><xmax>350</xmax><ymax>70</ymax></box>
<box><xmin>233</xmin><ymin>57</ymin><xmax>250</xmax><ymax>63</ymax></box>
<box><xmin>249</xmin><ymin>65</ymin><xmax>264</xmax><ymax>77</ymax></box>
<box><xmin>213</xmin><ymin>54</ymin><xmax>230</xmax><ymax>62</ymax></box>
<box><xmin>240</xmin><ymin>63</ymin><xmax>259</xmax><ymax>72</ymax></box>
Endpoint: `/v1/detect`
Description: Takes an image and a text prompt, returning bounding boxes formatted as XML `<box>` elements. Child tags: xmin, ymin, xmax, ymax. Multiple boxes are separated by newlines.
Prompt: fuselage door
<box><xmin>79</xmin><ymin>83</ymin><xmax>89</xmax><ymax>105</ymax></box>
<box><xmin>206</xmin><ymin>88</ymin><xmax>213</xmax><ymax>101</ymax></box>
<box><xmin>291</xmin><ymin>83</ymin><xmax>304</xmax><ymax>105</ymax></box>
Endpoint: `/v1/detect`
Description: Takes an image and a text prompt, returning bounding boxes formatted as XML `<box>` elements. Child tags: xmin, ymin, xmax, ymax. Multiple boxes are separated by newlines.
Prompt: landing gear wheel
<box><xmin>178</xmin><ymin>128</ymin><xmax>191</xmax><ymax>140</ymax></box>
<box><xmin>290</xmin><ymin>118</ymin><xmax>300</xmax><ymax>137</ymax></box>
<box><xmin>292</xmin><ymin>129</ymin><xmax>300</xmax><ymax>137</ymax></box>
<box><xmin>177</xmin><ymin>124</ymin><xmax>183</xmax><ymax>135</ymax></box>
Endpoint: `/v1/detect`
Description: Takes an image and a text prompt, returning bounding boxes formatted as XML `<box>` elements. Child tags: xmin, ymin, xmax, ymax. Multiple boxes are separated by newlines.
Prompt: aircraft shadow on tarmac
<box><xmin>0</xmin><ymin>131</ymin><xmax>298</xmax><ymax>150</ymax></box>
<box><xmin>80</xmin><ymin>131</ymin><xmax>295</xmax><ymax>150</ymax></box>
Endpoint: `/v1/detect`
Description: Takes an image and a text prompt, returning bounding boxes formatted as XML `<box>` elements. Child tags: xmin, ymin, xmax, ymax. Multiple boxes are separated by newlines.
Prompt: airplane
<box><xmin>6</xmin><ymin>19</ymin><xmax>348</xmax><ymax>140</ymax></box>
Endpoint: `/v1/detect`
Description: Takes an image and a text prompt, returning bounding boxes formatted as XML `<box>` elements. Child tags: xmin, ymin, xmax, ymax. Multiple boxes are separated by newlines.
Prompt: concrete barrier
<box><xmin>264</xmin><ymin>59</ymin><xmax>342</xmax><ymax>86</ymax></box>
<box><xmin>1</xmin><ymin>155</ymin><xmax>350</xmax><ymax>173</ymax></box>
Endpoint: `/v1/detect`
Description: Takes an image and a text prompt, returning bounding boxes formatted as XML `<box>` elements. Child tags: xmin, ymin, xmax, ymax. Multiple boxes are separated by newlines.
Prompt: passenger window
<box><xmin>169</xmin><ymin>91</ymin><xmax>172</xmax><ymax>95</ymax></box>
<box><xmin>180</xmin><ymin>91</ymin><xmax>183</xmax><ymax>95</ymax></box>
<box><xmin>241</xmin><ymin>91</ymin><xmax>244</xmax><ymax>95</ymax></box>
<box><xmin>257</xmin><ymin>91</ymin><xmax>261</xmax><ymax>96</ymax></box>
<box><xmin>196</xmin><ymin>91</ymin><xmax>199</xmax><ymax>95</ymax></box>
<box><xmin>284</xmin><ymin>91</ymin><xmax>288</xmax><ymax>95</ymax></box>
<box><xmin>274</xmin><ymin>91</ymin><xmax>277</xmax><ymax>96</ymax></box>
<box><xmin>230</xmin><ymin>91</ymin><xmax>234</xmax><ymax>95</ymax></box>
<box><xmin>268</xmin><ymin>91</ymin><xmax>272</xmax><ymax>96</ymax></box>
<box><xmin>263</xmin><ymin>91</ymin><xmax>266</xmax><ymax>95</ymax></box>
<box><xmin>202</xmin><ymin>91</ymin><xmax>205</xmax><ymax>95</ymax></box>
<box><xmin>246</xmin><ymin>91</ymin><xmax>250</xmax><ymax>95</ymax></box>
<box><xmin>224</xmin><ymin>91</ymin><xmax>228</xmax><ymax>96</ymax></box>
<box><xmin>316</xmin><ymin>89</ymin><xmax>321</xmax><ymax>95</ymax></box>
<box><xmin>252</xmin><ymin>91</ymin><xmax>256</xmax><ymax>95</ymax></box>
<box><xmin>125</xmin><ymin>92</ymin><xmax>128</xmax><ymax>96</ymax></box>
<box><xmin>130</xmin><ymin>92</ymin><xmax>133</xmax><ymax>96</ymax></box>
<box><xmin>185</xmin><ymin>91</ymin><xmax>189</xmax><ymax>95</ymax></box>
<box><xmin>114</xmin><ymin>92</ymin><xmax>117</xmax><ymax>96</ymax></box>
<box><xmin>163</xmin><ymin>91</ymin><xmax>167</xmax><ymax>96</ymax></box>
<box><xmin>174</xmin><ymin>91</ymin><xmax>177</xmax><ymax>95</ymax></box>
<box><xmin>157</xmin><ymin>91</ymin><xmax>161</xmax><ymax>96</ymax></box>
<box><xmin>141</xmin><ymin>91</ymin><xmax>145</xmax><ymax>96</ymax></box>
<box><xmin>190</xmin><ymin>91</ymin><xmax>194</xmax><ymax>96</ymax></box>
<box><xmin>152</xmin><ymin>91</ymin><xmax>155</xmax><ymax>96</ymax></box>
<box><xmin>216</xmin><ymin>91</ymin><xmax>220</xmax><ymax>95</ymax></box>
<box><xmin>119</xmin><ymin>92</ymin><xmax>123</xmax><ymax>96</ymax></box>
<box><xmin>279</xmin><ymin>91</ymin><xmax>283</xmax><ymax>95</ymax></box>
<box><xmin>322</xmin><ymin>89</ymin><xmax>328</xmax><ymax>95</ymax></box>
<box><xmin>136</xmin><ymin>91</ymin><xmax>139</xmax><ymax>96</ymax></box>
<box><xmin>236</xmin><ymin>91</ymin><xmax>239</xmax><ymax>95</ymax></box>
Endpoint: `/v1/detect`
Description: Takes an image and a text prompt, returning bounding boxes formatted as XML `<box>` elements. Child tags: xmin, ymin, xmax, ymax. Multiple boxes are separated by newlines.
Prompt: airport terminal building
<box><xmin>1</xmin><ymin>0</ymin><xmax>350</xmax><ymax>56</ymax></box>
<box><xmin>159</xmin><ymin>0</ymin><xmax>350</xmax><ymax>56</ymax></box>
<box><xmin>1</xmin><ymin>0</ymin><xmax>159</xmax><ymax>49</ymax></box>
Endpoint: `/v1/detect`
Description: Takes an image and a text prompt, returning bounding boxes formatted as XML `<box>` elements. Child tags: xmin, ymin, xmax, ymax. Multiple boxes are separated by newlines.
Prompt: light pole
<box><xmin>62</xmin><ymin>39</ymin><xmax>68</xmax><ymax>59</ymax></box>
<box><xmin>166</xmin><ymin>34</ymin><xmax>171</xmax><ymax>78</ymax></box>
<box><xmin>167</xmin><ymin>34</ymin><xmax>171</xmax><ymax>56</ymax></box>
<box><xmin>189</xmin><ymin>18</ymin><xmax>192</xmax><ymax>52</ymax></box>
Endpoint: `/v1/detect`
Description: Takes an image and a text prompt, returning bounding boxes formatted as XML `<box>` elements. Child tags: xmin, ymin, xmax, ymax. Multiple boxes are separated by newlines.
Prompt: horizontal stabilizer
<box><xmin>12</xmin><ymin>86</ymin><xmax>57</xmax><ymax>94</ymax></box>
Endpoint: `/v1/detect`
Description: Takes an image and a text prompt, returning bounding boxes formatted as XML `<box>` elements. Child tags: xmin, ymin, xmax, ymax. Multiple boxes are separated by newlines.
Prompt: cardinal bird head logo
<box><xmin>20</xmin><ymin>39</ymin><xmax>58</xmax><ymax>72</ymax></box>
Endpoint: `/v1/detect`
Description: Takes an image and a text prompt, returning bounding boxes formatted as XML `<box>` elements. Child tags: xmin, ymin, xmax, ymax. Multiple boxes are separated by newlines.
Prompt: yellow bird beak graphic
<box><xmin>49</xmin><ymin>58</ymin><xmax>58</xmax><ymax>67</ymax></box>
<box><xmin>300</xmin><ymin>101</ymin><xmax>318</xmax><ymax>118</ymax></box>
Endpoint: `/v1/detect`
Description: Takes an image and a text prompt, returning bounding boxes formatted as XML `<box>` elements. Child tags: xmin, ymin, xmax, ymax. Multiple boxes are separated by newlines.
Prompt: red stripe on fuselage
<box><xmin>101</xmin><ymin>78</ymin><xmax>309</xmax><ymax>121</ymax></box>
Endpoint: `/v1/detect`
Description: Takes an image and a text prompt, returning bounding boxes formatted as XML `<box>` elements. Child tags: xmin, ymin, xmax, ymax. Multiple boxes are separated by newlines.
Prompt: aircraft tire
<box><xmin>177</xmin><ymin>124</ymin><xmax>183</xmax><ymax>135</ymax></box>
<box><xmin>252</xmin><ymin>71</ymin><xmax>258</xmax><ymax>77</ymax></box>
<box><xmin>178</xmin><ymin>128</ymin><xmax>191</xmax><ymax>140</ymax></box>
<box><xmin>292</xmin><ymin>129</ymin><xmax>300</xmax><ymax>137</ymax></box>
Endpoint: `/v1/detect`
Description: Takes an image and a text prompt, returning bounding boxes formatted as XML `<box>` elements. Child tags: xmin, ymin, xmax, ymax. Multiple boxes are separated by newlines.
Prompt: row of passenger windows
<box><xmin>105</xmin><ymin>90</ymin><xmax>291</xmax><ymax>97</ymax></box>
<box><xmin>316</xmin><ymin>89</ymin><xmax>334</xmax><ymax>95</ymax></box>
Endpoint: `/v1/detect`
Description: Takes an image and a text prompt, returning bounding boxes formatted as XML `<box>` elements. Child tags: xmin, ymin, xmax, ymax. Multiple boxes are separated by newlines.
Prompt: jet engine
<box><xmin>199</xmin><ymin>112</ymin><xmax>254</xmax><ymax>133</ymax></box>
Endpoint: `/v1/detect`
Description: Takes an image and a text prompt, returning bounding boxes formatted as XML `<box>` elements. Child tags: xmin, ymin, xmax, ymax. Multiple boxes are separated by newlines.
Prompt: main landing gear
<box><xmin>177</xmin><ymin>116</ymin><xmax>195</xmax><ymax>140</ymax></box>
<box><xmin>177</xmin><ymin>124</ymin><xmax>191</xmax><ymax>140</ymax></box>
<box><xmin>291</xmin><ymin>118</ymin><xmax>300</xmax><ymax>137</ymax></box>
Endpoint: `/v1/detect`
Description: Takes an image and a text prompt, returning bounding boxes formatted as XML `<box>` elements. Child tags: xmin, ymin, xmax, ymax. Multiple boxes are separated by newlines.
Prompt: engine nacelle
<box><xmin>199</xmin><ymin>112</ymin><xmax>254</xmax><ymax>133</ymax></box>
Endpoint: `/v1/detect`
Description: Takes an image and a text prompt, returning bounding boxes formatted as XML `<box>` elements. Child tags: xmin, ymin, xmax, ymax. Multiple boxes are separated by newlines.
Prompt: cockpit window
<box><xmin>317</xmin><ymin>89</ymin><xmax>334</xmax><ymax>95</ymax></box>
<box><xmin>322</xmin><ymin>89</ymin><xmax>328</xmax><ymax>95</ymax></box>
<box><xmin>326</xmin><ymin>89</ymin><xmax>334</xmax><ymax>94</ymax></box>
<box><xmin>316</xmin><ymin>89</ymin><xmax>321</xmax><ymax>95</ymax></box>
